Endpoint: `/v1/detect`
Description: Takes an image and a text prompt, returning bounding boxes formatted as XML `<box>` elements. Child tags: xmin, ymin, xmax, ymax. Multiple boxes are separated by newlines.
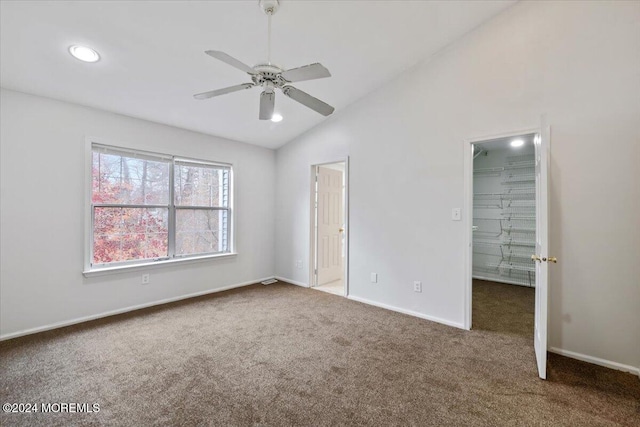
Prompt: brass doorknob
<box><xmin>532</xmin><ymin>255</ymin><xmax>558</xmax><ymax>263</ymax></box>
<box><xmin>339</xmin><ymin>228</ymin><xmax>344</xmax><ymax>232</ymax></box>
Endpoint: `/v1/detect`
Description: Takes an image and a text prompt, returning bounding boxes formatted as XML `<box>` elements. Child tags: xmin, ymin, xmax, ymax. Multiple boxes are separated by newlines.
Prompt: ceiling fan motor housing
<box><xmin>252</xmin><ymin>64</ymin><xmax>288</xmax><ymax>90</ymax></box>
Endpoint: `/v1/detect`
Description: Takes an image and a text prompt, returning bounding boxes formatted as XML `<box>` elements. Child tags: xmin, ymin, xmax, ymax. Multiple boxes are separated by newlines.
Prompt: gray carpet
<box><xmin>1</xmin><ymin>281</ymin><xmax>638</xmax><ymax>426</ymax></box>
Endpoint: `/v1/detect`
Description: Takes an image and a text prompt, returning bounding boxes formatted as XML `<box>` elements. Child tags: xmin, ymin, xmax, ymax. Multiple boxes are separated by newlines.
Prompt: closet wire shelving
<box><xmin>473</xmin><ymin>155</ymin><xmax>536</xmax><ymax>287</ymax></box>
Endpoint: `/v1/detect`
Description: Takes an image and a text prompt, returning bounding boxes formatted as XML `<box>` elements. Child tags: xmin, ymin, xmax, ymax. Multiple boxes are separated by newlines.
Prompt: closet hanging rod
<box><xmin>501</xmin><ymin>241</ymin><xmax>536</xmax><ymax>247</ymax></box>
<box><xmin>474</xmin><ymin>195</ymin><xmax>535</xmax><ymax>201</ymax></box>
<box><xmin>473</xmin><ymin>231</ymin><xmax>502</xmax><ymax>237</ymax></box>
<box><xmin>474</xmin><ymin>239</ymin><xmax>533</xmax><ymax>245</ymax></box>
<box><xmin>474</xmin><ymin>164</ymin><xmax>534</xmax><ymax>174</ymax></box>
<box><xmin>475</xmin><ymin>167</ymin><xmax>503</xmax><ymax>172</ymax></box>
<box><xmin>504</xmin><ymin>252</ymin><xmax>537</xmax><ymax>259</ymax></box>
<box><xmin>502</xmin><ymin>178</ymin><xmax>536</xmax><ymax>183</ymax></box>
<box><xmin>473</xmin><ymin>250</ymin><xmax>500</xmax><ymax>256</ymax></box>
<box><xmin>506</xmin><ymin>156</ymin><xmax>534</xmax><ymax>163</ymax></box>
<box><xmin>503</xmin><ymin>226</ymin><xmax>536</xmax><ymax>232</ymax></box>
<box><xmin>475</xmin><ymin>190</ymin><xmax>535</xmax><ymax>196</ymax></box>
<box><xmin>505</xmin><ymin>159</ymin><xmax>535</xmax><ymax>166</ymax></box>
<box><xmin>505</xmin><ymin>164</ymin><xmax>535</xmax><ymax>170</ymax></box>
<box><xmin>473</xmin><ymin>241</ymin><xmax>504</xmax><ymax>247</ymax></box>
<box><xmin>474</xmin><ymin>216</ymin><xmax>535</xmax><ymax>220</ymax></box>
<box><xmin>488</xmin><ymin>263</ymin><xmax>535</xmax><ymax>273</ymax></box>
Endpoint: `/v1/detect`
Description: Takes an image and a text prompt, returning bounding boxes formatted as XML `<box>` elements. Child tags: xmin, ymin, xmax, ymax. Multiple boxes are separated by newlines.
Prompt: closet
<box><xmin>472</xmin><ymin>139</ymin><xmax>536</xmax><ymax>287</ymax></box>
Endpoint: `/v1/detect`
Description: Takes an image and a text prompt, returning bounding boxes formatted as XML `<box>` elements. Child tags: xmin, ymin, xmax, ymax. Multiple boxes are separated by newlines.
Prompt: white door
<box><xmin>316</xmin><ymin>166</ymin><xmax>343</xmax><ymax>285</ymax></box>
<box><xmin>533</xmin><ymin>125</ymin><xmax>551</xmax><ymax>379</ymax></box>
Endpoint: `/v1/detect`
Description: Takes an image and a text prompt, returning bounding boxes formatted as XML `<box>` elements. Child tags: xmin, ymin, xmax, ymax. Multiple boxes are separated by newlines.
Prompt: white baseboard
<box><xmin>549</xmin><ymin>347</ymin><xmax>639</xmax><ymax>377</ymax></box>
<box><xmin>275</xmin><ymin>276</ymin><xmax>309</xmax><ymax>288</ymax></box>
<box><xmin>347</xmin><ymin>295</ymin><xmax>465</xmax><ymax>330</ymax></box>
<box><xmin>0</xmin><ymin>277</ymin><xmax>272</xmax><ymax>341</ymax></box>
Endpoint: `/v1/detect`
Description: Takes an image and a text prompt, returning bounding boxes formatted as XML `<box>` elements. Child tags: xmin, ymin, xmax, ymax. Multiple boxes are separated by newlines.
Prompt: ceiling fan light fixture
<box><xmin>271</xmin><ymin>113</ymin><xmax>283</xmax><ymax>122</ymax></box>
<box><xmin>68</xmin><ymin>45</ymin><xmax>100</xmax><ymax>63</ymax></box>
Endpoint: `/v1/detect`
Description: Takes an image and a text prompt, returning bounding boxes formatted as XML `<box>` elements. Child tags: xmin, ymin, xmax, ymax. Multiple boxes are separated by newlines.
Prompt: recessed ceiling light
<box><xmin>271</xmin><ymin>113</ymin><xmax>283</xmax><ymax>123</ymax></box>
<box><xmin>69</xmin><ymin>45</ymin><xmax>100</xmax><ymax>63</ymax></box>
<box><xmin>510</xmin><ymin>139</ymin><xmax>524</xmax><ymax>147</ymax></box>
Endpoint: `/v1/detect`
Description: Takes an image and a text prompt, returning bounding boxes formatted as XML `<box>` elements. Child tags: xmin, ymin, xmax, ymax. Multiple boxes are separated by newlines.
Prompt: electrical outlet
<box><xmin>371</xmin><ymin>273</ymin><xmax>378</xmax><ymax>283</ymax></box>
<box><xmin>141</xmin><ymin>274</ymin><xmax>150</xmax><ymax>285</ymax></box>
<box><xmin>295</xmin><ymin>260</ymin><xmax>303</xmax><ymax>269</ymax></box>
<box><xmin>413</xmin><ymin>281</ymin><xmax>422</xmax><ymax>293</ymax></box>
<box><xmin>452</xmin><ymin>208</ymin><xmax>461</xmax><ymax>221</ymax></box>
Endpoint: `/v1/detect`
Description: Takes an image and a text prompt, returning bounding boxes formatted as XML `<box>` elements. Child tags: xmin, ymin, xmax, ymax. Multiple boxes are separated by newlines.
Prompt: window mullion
<box><xmin>168</xmin><ymin>158</ymin><xmax>176</xmax><ymax>259</ymax></box>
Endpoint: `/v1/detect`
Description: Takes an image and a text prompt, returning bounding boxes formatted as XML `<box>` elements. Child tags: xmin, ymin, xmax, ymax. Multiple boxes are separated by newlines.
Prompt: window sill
<box><xmin>83</xmin><ymin>253</ymin><xmax>238</xmax><ymax>278</ymax></box>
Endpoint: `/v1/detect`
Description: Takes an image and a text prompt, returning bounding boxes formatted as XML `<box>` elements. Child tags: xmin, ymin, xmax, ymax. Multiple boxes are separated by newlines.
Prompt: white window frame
<box><xmin>84</xmin><ymin>139</ymin><xmax>236</xmax><ymax>277</ymax></box>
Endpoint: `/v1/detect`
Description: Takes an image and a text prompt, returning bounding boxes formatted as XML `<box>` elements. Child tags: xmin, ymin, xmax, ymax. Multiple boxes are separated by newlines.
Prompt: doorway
<box><xmin>471</xmin><ymin>134</ymin><xmax>537</xmax><ymax>340</ymax></box>
<box><xmin>464</xmin><ymin>126</ymin><xmax>553</xmax><ymax>379</ymax></box>
<box><xmin>310</xmin><ymin>160</ymin><xmax>348</xmax><ymax>297</ymax></box>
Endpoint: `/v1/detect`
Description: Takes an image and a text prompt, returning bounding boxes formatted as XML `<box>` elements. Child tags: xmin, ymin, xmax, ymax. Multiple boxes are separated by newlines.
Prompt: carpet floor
<box><xmin>472</xmin><ymin>279</ymin><xmax>535</xmax><ymax>338</ymax></box>
<box><xmin>1</xmin><ymin>281</ymin><xmax>638</xmax><ymax>426</ymax></box>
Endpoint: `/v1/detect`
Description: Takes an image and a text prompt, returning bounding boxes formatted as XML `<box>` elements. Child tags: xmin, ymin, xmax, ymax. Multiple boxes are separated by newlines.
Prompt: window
<box><xmin>89</xmin><ymin>143</ymin><xmax>232</xmax><ymax>271</ymax></box>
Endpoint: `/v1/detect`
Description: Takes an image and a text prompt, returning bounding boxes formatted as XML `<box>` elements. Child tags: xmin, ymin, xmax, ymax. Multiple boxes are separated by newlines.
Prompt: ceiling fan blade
<box><xmin>205</xmin><ymin>50</ymin><xmax>255</xmax><ymax>74</ymax></box>
<box><xmin>281</xmin><ymin>63</ymin><xmax>331</xmax><ymax>82</ymax></box>
<box><xmin>259</xmin><ymin>91</ymin><xmax>275</xmax><ymax>120</ymax></box>
<box><xmin>282</xmin><ymin>86</ymin><xmax>334</xmax><ymax>116</ymax></box>
<box><xmin>194</xmin><ymin>83</ymin><xmax>254</xmax><ymax>100</ymax></box>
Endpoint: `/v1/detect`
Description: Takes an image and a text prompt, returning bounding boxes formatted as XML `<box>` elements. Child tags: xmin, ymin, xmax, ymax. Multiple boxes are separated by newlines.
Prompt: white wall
<box><xmin>0</xmin><ymin>89</ymin><xmax>276</xmax><ymax>338</ymax></box>
<box><xmin>275</xmin><ymin>1</ymin><xmax>640</xmax><ymax>370</ymax></box>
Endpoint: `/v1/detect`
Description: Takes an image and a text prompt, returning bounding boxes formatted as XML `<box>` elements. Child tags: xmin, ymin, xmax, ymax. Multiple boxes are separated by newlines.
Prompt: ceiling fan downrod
<box><xmin>260</xmin><ymin>0</ymin><xmax>280</xmax><ymax>65</ymax></box>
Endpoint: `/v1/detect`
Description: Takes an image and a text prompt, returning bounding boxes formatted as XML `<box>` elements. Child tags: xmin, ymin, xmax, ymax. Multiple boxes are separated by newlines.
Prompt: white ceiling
<box><xmin>0</xmin><ymin>1</ymin><xmax>515</xmax><ymax>149</ymax></box>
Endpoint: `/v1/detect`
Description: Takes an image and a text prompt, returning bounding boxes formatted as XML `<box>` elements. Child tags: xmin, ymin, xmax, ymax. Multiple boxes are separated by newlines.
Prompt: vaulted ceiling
<box><xmin>0</xmin><ymin>1</ymin><xmax>515</xmax><ymax>149</ymax></box>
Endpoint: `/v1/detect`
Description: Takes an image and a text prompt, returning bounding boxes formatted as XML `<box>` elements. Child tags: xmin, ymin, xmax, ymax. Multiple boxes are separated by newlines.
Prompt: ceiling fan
<box><xmin>194</xmin><ymin>0</ymin><xmax>335</xmax><ymax>120</ymax></box>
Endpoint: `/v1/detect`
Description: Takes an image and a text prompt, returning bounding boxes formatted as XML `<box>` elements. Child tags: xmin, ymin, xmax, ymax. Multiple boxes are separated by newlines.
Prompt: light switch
<box><xmin>371</xmin><ymin>273</ymin><xmax>378</xmax><ymax>283</ymax></box>
<box><xmin>452</xmin><ymin>208</ymin><xmax>461</xmax><ymax>221</ymax></box>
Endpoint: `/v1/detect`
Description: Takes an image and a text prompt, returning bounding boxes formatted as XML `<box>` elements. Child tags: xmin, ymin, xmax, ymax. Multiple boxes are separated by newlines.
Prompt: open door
<box><xmin>533</xmin><ymin>124</ymin><xmax>551</xmax><ymax>379</ymax></box>
<box><xmin>316</xmin><ymin>166</ymin><xmax>344</xmax><ymax>285</ymax></box>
